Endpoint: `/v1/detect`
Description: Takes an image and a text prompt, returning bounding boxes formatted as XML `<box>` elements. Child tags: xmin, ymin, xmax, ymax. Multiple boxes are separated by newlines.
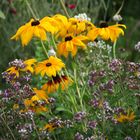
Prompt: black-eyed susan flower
<box><xmin>69</xmin><ymin>17</ymin><xmax>94</xmax><ymax>35</ymax></box>
<box><xmin>115</xmin><ymin>111</ymin><xmax>135</xmax><ymax>123</ymax></box>
<box><xmin>6</xmin><ymin>66</ymin><xmax>20</xmax><ymax>77</ymax></box>
<box><xmin>5</xmin><ymin>58</ymin><xmax>36</xmax><ymax>78</ymax></box>
<box><xmin>88</xmin><ymin>22</ymin><xmax>126</xmax><ymax>42</ymax></box>
<box><xmin>11</xmin><ymin>17</ymin><xmax>57</xmax><ymax>46</ymax></box>
<box><xmin>23</xmin><ymin>98</ymin><xmax>48</xmax><ymax>113</ymax></box>
<box><xmin>35</xmin><ymin>56</ymin><xmax>65</xmax><ymax>77</ymax></box>
<box><xmin>52</xmin><ymin>14</ymin><xmax>71</xmax><ymax>37</ymax></box>
<box><xmin>42</xmin><ymin>75</ymin><xmax>73</xmax><ymax>93</ymax></box>
<box><xmin>57</xmin><ymin>34</ymin><xmax>88</xmax><ymax>57</ymax></box>
<box><xmin>32</xmin><ymin>88</ymin><xmax>48</xmax><ymax>103</ymax></box>
<box><xmin>22</xmin><ymin>58</ymin><xmax>37</xmax><ymax>73</ymax></box>
<box><xmin>41</xmin><ymin>123</ymin><xmax>56</xmax><ymax>132</ymax></box>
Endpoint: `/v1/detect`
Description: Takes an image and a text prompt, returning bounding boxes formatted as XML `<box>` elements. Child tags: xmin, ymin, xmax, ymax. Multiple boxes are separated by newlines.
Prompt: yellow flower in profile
<box><xmin>69</xmin><ymin>17</ymin><xmax>94</xmax><ymax>34</ymax></box>
<box><xmin>42</xmin><ymin>75</ymin><xmax>73</xmax><ymax>93</ymax></box>
<box><xmin>57</xmin><ymin>34</ymin><xmax>88</xmax><ymax>57</ymax></box>
<box><xmin>11</xmin><ymin>17</ymin><xmax>57</xmax><ymax>46</ymax></box>
<box><xmin>88</xmin><ymin>22</ymin><xmax>126</xmax><ymax>42</ymax></box>
<box><xmin>115</xmin><ymin>111</ymin><xmax>135</xmax><ymax>123</ymax></box>
<box><xmin>5</xmin><ymin>58</ymin><xmax>36</xmax><ymax>78</ymax></box>
<box><xmin>42</xmin><ymin>123</ymin><xmax>56</xmax><ymax>132</ymax></box>
<box><xmin>32</xmin><ymin>88</ymin><xmax>48</xmax><ymax>103</ymax></box>
<box><xmin>22</xmin><ymin>58</ymin><xmax>37</xmax><ymax>73</ymax></box>
<box><xmin>6</xmin><ymin>66</ymin><xmax>20</xmax><ymax>77</ymax></box>
<box><xmin>35</xmin><ymin>56</ymin><xmax>65</xmax><ymax>77</ymax></box>
<box><xmin>52</xmin><ymin>14</ymin><xmax>71</xmax><ymax>37</ymax></box>
<box><xmin>23</xmin><ymin>98</ymin><xmax>48</xmax><ymax>114</ymax></box>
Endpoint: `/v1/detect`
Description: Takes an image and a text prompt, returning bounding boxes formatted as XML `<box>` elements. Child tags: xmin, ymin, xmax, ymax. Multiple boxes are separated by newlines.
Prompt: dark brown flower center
<box><xmin>47</xmin><ymin>75</ymin><xmax>67</xmax><ymax>86</ymax></box>
<box><xmin>31</xmin><ymin>20</ymin><xmax>40</xmax><ymax>26</ymax></box>
<box><xmin>46</xmin><ymin>63</ymin><xmax>52</xmax><ymax>67</ymax></box>
<box><xmin>99</xmin><ymin>21</ymin><xmax>108</xmax><ymax>28</ymax></box>
<box><xmin>15</xmin><ymin>67</ymin><xmax>19</xmax><ymax>70</ymax></box>
<box><xmin>65</xmin><ymin>36</ymin><xmax>73</xmax><ymax>42</ymax></box>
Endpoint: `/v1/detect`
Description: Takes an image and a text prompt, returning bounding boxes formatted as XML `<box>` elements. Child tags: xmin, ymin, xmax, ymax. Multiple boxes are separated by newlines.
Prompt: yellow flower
<box><xmin>23</xmin><ymin>98</ymin><xmax>48</xmax><ymax>113</ymax></box>
<box><xmin>115</xmin><ymin>111</ymin><xmax>135</xmax><ymax>123</ymax></box>
<box><xmin>24</xmin><ymin>99</ymin><xmax>34</xmax><ymax>107</ymax></box>
<box><xmin>42</xmin><ymin>75</ymin><xmax>73</xmax><ymax>93</ymax></box>
<box><xmin>22</xmin><ymin>59</ymin><xmax>37</xmax><ymax>73</ymax></box>
<box><xmin>42</xmin><ymin>123</ymin><xmax>56</xmax><ymax>132</ymax></box>
<box><xmin>126</xmin><ymin>112</ymin><xmax>135</xmax><ymax>121</ymax></box>
<box><xmin>32</xmin><ymin>88</ymin><xmax>48</xmax><ymax>103</ymax></box>
<box><xmin>13</xmin><ymin>104</ymin><xmax>19</xmax><ymax>110</ymax></box>
<box><xmin>69</xmin><ymin>17</ymin><xmax>94</xmax><ymax>34</ymax></box>
<box><xmin>5</xmin><ymin>58</ymin><xmax>36</xmax><ymax>78</ymax></box>
<box><xmin>6</xmin><ymin>66</ymin><xmax>20</xmax><ymax>77</ymax></box>
<box><xmin>35</xmin><ymin>56</ymin><xmax>65</xmax><ymax>77</ymax></box>
<box><xmin>11</xmin><ymin>17</ymin><xmax>57</xmax><ymax>46</ymax></box>
<box><xmin>88</xmin><ymin>22</ymin><xmax>126</xmax><ymax>42</ymax></box>
<box><xmin>52</xmin><ymin>14</ymin><xmax>71</xmax><ymax>37</ymax></box>
<box><xmin>35</xmin><ymin>106</ymin><xmax>48</xmax><ymax>113</ymax></box>
<box><xmin>57</xmin><ymin>34</ymin><xmax>88</xmax><ymax>57</ymax></box>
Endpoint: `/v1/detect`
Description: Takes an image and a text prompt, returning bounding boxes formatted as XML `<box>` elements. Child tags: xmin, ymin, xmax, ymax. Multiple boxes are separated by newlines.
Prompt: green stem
<box><xmin>41</xmin><ymin>40</ymin><xmax>49</xmax><ymax>58</ymax></box>
<box><xmin>74</xmin><ymin>68</ymin><xmax>84</xmax><ymax>110</ymax></box>
<box><xmin>0</xmin><ymin>115</ymin><xmax>16</xmax><ymax>140</ymax></box>
<box><xmin>60</xmin><ymin>0</ymin><xmax>70</xmax><ymax>18</ymax></box>
<box><xmin>112</xmin><ymin>41</ymin><xmax>117</xmax><ymax>59</ymax></box>
<box><xmin>31</xmin><ymin>117</ymin><xmax>41</xmax><ymax>140</ymax></box>
<box><xmin>58</xmin><ymin>72</ymin><xmax>78</xmax><ymax>112</ymax></box>
<box><xmin>51</xmin><ymin>35</ymin><xmax>57</xmax><ymax>49</ymax></box>
<box><xmin>104</xmin><ymin>0</ymin><xmax>110</xmax><ymax>21</ymax></box>
<box><xmin>114</xmin><ymin>0</ymin><xmax>125</xmax><ymax>15</ymax></box>
<box><xmin>26</xmin><ymin>0</ymin><xmax>37</xmax><ymax>19</ymax></box>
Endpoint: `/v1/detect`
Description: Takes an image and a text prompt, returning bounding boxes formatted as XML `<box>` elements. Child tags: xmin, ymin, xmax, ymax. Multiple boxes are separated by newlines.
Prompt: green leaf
<box><xmin>0</xmin><ymin>10</ymin><xmax>5</xmax><ymax>19</ymax></box>
<box><xmin>56</xmin><ymin>106</ymin><xmax>72</xmax><ymax>115</ymax></box>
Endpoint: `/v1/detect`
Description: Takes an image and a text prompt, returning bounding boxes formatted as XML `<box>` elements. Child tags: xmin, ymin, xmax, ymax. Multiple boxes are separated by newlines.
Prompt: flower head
<box><xmin>88</xmin><ymin>22</ymin><xmax>126</xmax><ymax>42</ymax></box>
<box><xmin>69</xmin><ymin>17</ymin><xmax>94</xmax><ymax>35</ymax></box>
<box><xmin>32</xmin><ymin>88</ymin><xmax>48</xmax><ymax>103</ymax></box>
<box><xmin>52</xmin><ymin>14</ymin><xmax>71</xmax><ymax>37</ymax></box>
<box><xmin>11</xmin><ymin>17</ymin><xmax>57</xmax><ymax>46</ymax></box>
<box><xmin>115</xmin><ymin>110</ymin><xmax>135</xmax><ymax>123</ymax></box>
<box><xmin>57</xmin><ymin>34</ymin><xmax>88</xmax><ymax>57</ymax></box>
<box><xmin>35</xmin><ymin>56</ymin><xmax>65</xmax><ymax>77</ymax></box>
<box><xmin>6</xmin><ymin>66</ymin><xmax>20</xmax><ymax>77</ymax></box>
<box><xmin>42</xmin><ymin>75</ymin><xmax>72</xmax><ymax>93</ymax></box>
<box><xmin>22</xmin><ymin>59</ymin><xmax>37</xmax><ymax>73</ymax></box>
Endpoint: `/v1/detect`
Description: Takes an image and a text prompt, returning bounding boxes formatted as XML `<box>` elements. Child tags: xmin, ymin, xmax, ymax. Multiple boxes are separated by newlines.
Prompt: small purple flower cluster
<box><xmin>74</xmin><ymin>111</ymin><xmax>86</xmax><ymax>122</ymax></box>
<box><xmin>9</xmin><ymin>59</ymin><xmax>26</xmax><ymax>69</ymax></box>
<box><xmin>88</xmin><ymin>70</ymin><xmax>106</xmax><ymax>86</ymax></box>
<box><xmin>109</xmin><ymin>59</ymin><xmax>122</xmax><ymax>72</ymax></box>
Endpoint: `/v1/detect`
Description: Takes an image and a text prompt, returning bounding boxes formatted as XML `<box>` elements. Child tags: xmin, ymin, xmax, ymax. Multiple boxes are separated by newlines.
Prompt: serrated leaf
<box><xmin>0</xmin><ymin>10</ymin><xmax>5</xmax><ymax>19</ymax></box>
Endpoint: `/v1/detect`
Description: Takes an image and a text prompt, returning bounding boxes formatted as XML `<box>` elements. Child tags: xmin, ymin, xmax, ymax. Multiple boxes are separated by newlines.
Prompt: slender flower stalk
<box><xmin>74</xmin><ymin>68</ymin><xmax>84</xmax><ymax>110</ymax></box>
<box><xmin>57</xmin><ymin>73</ymin><xmax>78</xmax><ymax>112</ymax></box>
<box><xmin>31</xmin><ymin>117</ymin><xmax>41</xmax><ymax>140</ymax></box>
<box><xmin>0</xmin><ymin>114</ymin><xmax>16</xmax><ymax>140</ymax></box>
<box><xmin>41</xmin><ymin>40</ymin><xmax>49</xmax><ymax>58</ymax></box>
<box><xmin>26</xmin><ymin>0</ymin><xmax>37</xmax><ymax>19</ymax></box>
<box><xmin>60</xmin><ymin>0</ymin><xmax>70</xmax><ymax>18</ymax></box>
<box><xmin>112</xmin><ymin>40</ymin><xmax>117</xmax><ymax>59</ymax></box>
<box><xmin>51</xmin><ymin>35</ymin><xmax>57</xmax><ymax>49</ymax></box>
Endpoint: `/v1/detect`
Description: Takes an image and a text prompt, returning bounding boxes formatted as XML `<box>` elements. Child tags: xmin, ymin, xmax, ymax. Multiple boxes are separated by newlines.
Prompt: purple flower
<box><xmin>87</xmin><ymin>121</ymin><xmax>97</xmax><ymax>129</ymax></box>
<box><xmin>74</xmin><ymin>132</ymin><xmax>84</xmax><ymax>140</ymax></box>
<box><xmin>109</xmin><ymin>59</ymin><xmax>122</xmax><ymax>72</ymax></box>
<box><xmin>74</xmin><ymin>111</ymin><xmax>86</xmax><ymax>122</ymax></box>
